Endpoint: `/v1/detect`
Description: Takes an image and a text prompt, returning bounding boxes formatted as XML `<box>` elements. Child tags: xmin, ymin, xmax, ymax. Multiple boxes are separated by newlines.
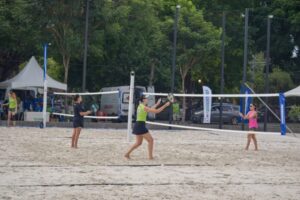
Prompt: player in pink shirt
<box><xmin>240</xmin><ymin>104</ymin><xmax>258</xmax><ymax>151</ymax></box>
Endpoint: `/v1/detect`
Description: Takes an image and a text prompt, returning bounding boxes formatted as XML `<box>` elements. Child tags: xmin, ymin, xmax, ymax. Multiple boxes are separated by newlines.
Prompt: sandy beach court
<box><xmin>0</xmin><ymin>127</ymin><xmax>299</xmax><ymax>199</ymax></box>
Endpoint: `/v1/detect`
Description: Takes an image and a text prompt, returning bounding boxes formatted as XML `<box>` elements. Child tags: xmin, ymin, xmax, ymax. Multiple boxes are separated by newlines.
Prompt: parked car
<box><xmin>191</xmin><ymin>103</ymin><xmax>240</xmax><ymax>125</ymax></box>
<box><xmin>100</xmin><ymin>85</ymin><xmax>155</xmax><ymax>122</ymax></box>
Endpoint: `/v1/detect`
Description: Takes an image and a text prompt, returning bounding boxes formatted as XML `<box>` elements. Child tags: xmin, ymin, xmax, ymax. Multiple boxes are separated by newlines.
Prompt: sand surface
<box><xmin>0</xmin><ymin>127</ymin><xmax>299</xmax><ymax>200</ymax></box>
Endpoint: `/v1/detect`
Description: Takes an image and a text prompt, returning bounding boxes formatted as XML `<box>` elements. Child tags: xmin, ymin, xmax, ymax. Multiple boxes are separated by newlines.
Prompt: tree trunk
<box><xmin>179</xmin><ymin>57</ymin><xmax>198</xmax><ymax>122</ymax></box>
<box><xmin>148</xmin><ymin>61</ymin><xmax>155</xmax><ymax>86</ymax></box>
<box><xmin>181</xmin><ymin>75</ymin><xmax>186</xmax><ymax>122</ymax></box>
<box><xmin>63</xmin><ymin>54</ymin><xmax>70</xmax><ymax>115</ymax></box>
<box><xmin>63</xmin><ymin>55</ymin><xmax>70</xmax><ymax>84</ymax></box>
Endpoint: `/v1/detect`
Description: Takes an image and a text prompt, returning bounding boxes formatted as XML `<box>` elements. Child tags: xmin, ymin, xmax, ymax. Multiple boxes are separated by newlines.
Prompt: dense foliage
<box><xmin>0</xmin><ymin>0</ymin><xmax>299</xmax><ymax>95</ymax></box>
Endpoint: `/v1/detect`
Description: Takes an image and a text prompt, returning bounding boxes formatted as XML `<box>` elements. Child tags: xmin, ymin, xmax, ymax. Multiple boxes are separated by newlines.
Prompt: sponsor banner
<box><xmin>202</xmin><ymin>86</ymin><xmax>212</xmax><ymax>123</ymax></box>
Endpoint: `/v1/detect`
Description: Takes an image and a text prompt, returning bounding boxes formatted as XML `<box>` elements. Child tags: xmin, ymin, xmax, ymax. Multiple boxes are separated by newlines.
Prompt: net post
<box><xmin>117</xmin><ymin>89</ymin><xmax>121</xmax><ymax>121</ymax></box>
<box><xmin>279</xmin><ymin>93</ymin><xmax>286</xmax><ymax>136</ymax></box>
<box><xmin>42</xmin><ymin>43</ymin><xmax>48</xmax><ymax>128</ymax></box>
<box><xmin>127</xmin><ymin>71</ymin><xmax>135</xmax><ymax>142</ymax></box>
<box><xmin>42</xmin><ymin>80</ymin><xmax>48</xmax><ymax>128</ymax></box>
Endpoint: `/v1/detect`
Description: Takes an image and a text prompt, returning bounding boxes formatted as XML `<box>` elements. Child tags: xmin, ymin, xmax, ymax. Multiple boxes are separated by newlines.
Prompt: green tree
<box><xmin>193</xmin><ymin>0</ymin><xmax>256</xmax><ymax>93</ymax></box>
<box><xmin>32</xmin><ymin>0</ymin><xmax>84</xmax><ymax>85</ymax></box>
<box><xmin>247</xmin><ymin>52</ymin><xmax>294</xmax><ymax>98</ymax></box>
<box><xmin>269</xmin><ymin>68</ymin><xmax>294</xmax><ymax>93</ymax></box>
<box><xmin>246</xmin><ymin>52</ymin><xmax>265</xmax><ymax>92</ymax></box>
<box><xmin>0</xmin><ymin>0</ymin><xmax>41</xmax><ymax>81</ymax></box>
<box><xmin>1</xmin><ymin>0</ymin><xmax>298</xmax><ymax>99</ymax></box>
<box><xmin>175</xmin><ymin>0</ymin><xmax>221</xmax><ymax>121</ymax></box>
<box><xmin>251</xmin><ymin>0</ymin><xmax>300</xmax><ymax>84</ymax></box>
<box><xmin>85</xmin><ymin>0</ymin><xmax>170</xmax><ymax>91</ymax></box>
<box><xmin>193</xmin><ymin>0</ymin><xmax>300</xmax><ymax>91</ymax></box>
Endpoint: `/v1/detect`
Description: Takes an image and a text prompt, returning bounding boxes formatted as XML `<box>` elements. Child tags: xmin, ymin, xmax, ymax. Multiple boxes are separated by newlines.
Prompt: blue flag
<box><xmin>279</xmin><ymin>93</ymin><xmax>286</xmax><ymax>135</ymax></box>
<box><xmin>239</xmin><ymin>85</ymin><xmax>252</xmax><ymax>123</ymax></box>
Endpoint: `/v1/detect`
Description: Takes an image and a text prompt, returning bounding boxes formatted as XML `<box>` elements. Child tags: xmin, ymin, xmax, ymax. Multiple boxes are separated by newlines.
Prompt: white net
<box><xmin>51</xmin><ymin>91</ymin><xmax>120</xmax><ymax>121</ymax></box>
<box><xmin>141</xmin><ymin>91</ymin><xmax>295</xmax><ymax>136</ymax></box>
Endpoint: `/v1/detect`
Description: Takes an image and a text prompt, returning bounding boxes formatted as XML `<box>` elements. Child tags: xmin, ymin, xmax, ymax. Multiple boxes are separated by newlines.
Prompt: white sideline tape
<box><xmin>54</xmin><ymin>91</ymin><xmax>119</xmax><ymax>96</ymax></box>
<box><xmin>146</xmin><ymin>121</ymin><xmax>282</xmax><ymax>136</ymax></box>
<box><xmin>52</xmin><ymin>112</ymin><xmax>119</xmax><ymax>119</ymax></box>
<box><xmin>143</xmin><ymin>92</ymin><xmax>279</xmax><ymax>98</ymax></box>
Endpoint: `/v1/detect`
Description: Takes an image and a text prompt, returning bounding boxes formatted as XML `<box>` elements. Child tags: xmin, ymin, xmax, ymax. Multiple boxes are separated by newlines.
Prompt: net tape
<box><xmin>143</xmin><ymin>92</ymin><xmax>279</xmax><ymax>98</ymax></box>
<box><xmin>52</xmin><ymin>90</ymin><xmax>120</xmax><ymax>119</ymax></box>
<box><xmin>52</xmin><ymin>112</ymin><xmax>119</xmax><ymax>119</ymax></box>
<box><xmin>54</xmin><ymin>91</ymin><xmax>119</xmax><ymax>96</ymax></box>
<box><xmin>143</xmin><ymin>91</ymin><xmax>290</xmax><ymax>136</ymax></box>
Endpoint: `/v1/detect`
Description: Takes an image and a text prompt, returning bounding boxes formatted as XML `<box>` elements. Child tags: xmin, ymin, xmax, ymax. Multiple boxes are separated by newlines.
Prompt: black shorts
<box><xmin>73</xmin><ymin>120</ymin><xmax>84</xmax><ymax>128</ymax></box>
<box><xmin>249</xmin><ymin>127</ymin><xmax>257</xmax><ymax>131</ymax></box>
<box><xmin>133</xmin><ymin>121</ymin><xmax>148</xmax><ymax>135</ymax></box>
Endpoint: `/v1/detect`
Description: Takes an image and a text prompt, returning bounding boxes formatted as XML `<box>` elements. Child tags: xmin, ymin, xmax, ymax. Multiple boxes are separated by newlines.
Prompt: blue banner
<box><xmin>279</xmin><ymin>93</ymin><xmax>286</xmax><ymax>135</ymax></box>
<box><xmin>239</xmin><ymin>86</ymin><xmax>252</xmax><ymax>123</ymax></box>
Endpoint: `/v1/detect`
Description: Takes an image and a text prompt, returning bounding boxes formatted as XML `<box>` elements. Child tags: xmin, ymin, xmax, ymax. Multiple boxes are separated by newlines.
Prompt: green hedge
<box><xmin>288</xmin><ymin>106</ymin><xmax>300</xmax><ymax>122</ymax></box>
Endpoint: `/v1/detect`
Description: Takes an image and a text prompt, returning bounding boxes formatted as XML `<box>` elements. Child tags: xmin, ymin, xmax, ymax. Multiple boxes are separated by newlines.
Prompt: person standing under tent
<box><xmin>3</xmin><ymin>91</ymin><xmax>18</xmax><ymax>127</ymax></box>
<box><xmin>240</xmin><ymin>103</ymin><xmax>258</xmax><ymax>150</ymax></box>
<box><xmin>172</xmin><ymin>100</ymin><xmax>180</xmax><ymax>121</ymax></box>
<box><xmin>17</xmin><ymin>98</ymin><xmax>24</xmax><ymax>121</ymax></box>
<box><xmin>71</xmin><ymin>95</ymin><xmax>91</xmax><ymax>148</ymax></box>
<box><xmin>125</xmin><ymin>95</ymin><xmax>170</xmax><ymax>160</ymax></box>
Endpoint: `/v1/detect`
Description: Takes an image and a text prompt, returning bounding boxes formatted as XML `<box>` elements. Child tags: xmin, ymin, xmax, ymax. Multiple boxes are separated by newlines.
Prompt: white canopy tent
<box><xmin>285</xmin><ymin>86</ymin><xmax>300</xmax><ymax>97</ymax></box>
<box><xmin>0</xmin><ymin>56</ymin><xmax>67</xmax><ymax>90</ymax></box>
